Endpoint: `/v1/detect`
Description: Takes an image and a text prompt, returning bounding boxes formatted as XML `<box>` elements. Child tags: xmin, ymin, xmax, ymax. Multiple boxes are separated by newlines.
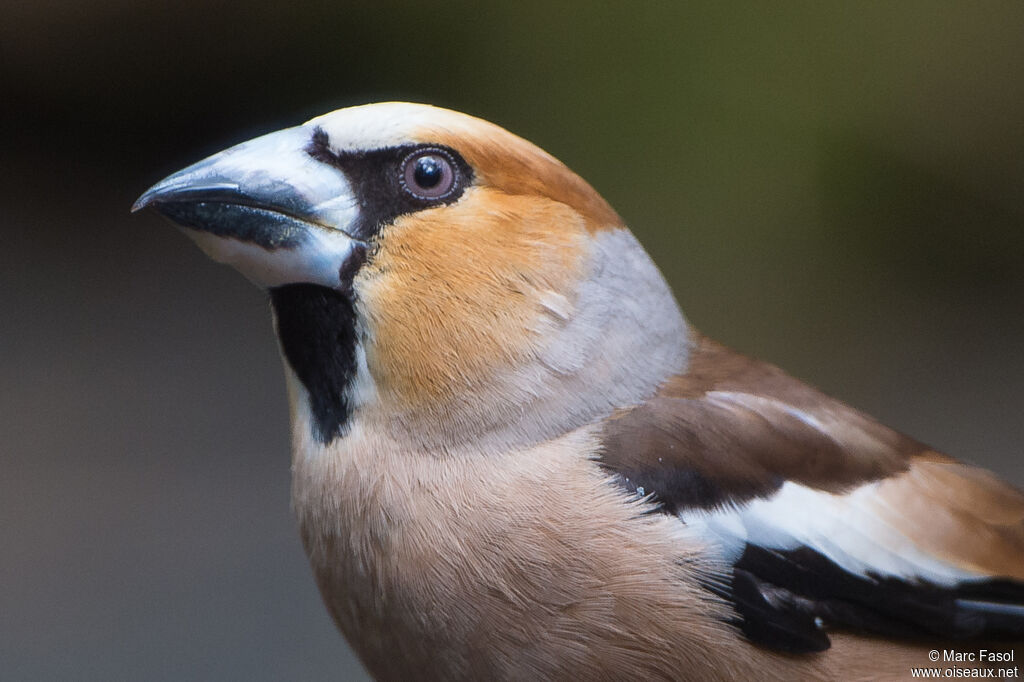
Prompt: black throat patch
<box><xmin>270</xmin><ymin>284</ymin><xmax>359</xmax><ymax>444</ymax></box>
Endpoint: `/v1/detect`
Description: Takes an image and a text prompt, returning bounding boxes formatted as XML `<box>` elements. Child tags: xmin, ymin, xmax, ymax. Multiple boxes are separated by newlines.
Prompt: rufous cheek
<box><xmin>357</xmin><ymin>186</ymin><xmax>590</xmax><ymax>409</ymax></box>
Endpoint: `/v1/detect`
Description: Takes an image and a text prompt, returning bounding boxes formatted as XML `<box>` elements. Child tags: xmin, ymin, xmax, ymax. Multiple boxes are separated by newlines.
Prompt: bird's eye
<box><xmin>401</xmin><ymin>149</ymin><xmax>457</xmax><ymax>200</ymax></box>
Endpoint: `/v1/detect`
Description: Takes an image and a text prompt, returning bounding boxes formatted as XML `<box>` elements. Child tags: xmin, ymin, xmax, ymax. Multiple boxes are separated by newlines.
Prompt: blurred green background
<box><xmin>3</xmin><ymin>2</ymin><xmax>1023</xmax><ymax>680</ymax></box>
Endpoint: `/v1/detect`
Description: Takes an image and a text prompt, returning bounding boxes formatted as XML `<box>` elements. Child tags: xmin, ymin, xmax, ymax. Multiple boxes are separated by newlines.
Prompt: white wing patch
<box><xmin>679</xmin><ymin>480</ymin><xmax>985</xmax><ymax>586</ymax></box>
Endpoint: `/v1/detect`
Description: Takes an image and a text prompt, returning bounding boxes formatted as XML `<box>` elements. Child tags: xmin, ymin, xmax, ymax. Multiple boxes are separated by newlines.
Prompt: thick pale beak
<box><xmin>133</xmin><ymin>125</ymin><xmax>363</xmax><ymax>289</ymax></box>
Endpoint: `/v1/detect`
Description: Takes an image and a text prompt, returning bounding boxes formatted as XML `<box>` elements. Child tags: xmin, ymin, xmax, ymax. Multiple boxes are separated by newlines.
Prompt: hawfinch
<box><xmin>134</xmin><ymin>103</ymin><xmax>1023</xmax><ymax>680</ymax></box>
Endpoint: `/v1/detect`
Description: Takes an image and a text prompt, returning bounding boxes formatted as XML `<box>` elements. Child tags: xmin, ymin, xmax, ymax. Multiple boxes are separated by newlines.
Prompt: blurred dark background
<box><xmin>3</xmin><ymin>2</ymin><xmax>1023</xmax><ymax>680</ymax></box>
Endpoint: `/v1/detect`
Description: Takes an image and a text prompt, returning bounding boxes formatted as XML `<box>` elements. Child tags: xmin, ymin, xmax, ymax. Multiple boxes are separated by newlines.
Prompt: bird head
<box><xmin>135</xmin><ymin>103</ymin><xmax>688</xmax><ymax>452</ymax></box>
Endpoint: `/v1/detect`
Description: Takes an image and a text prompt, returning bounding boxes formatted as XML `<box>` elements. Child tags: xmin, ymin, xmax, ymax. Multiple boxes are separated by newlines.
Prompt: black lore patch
<box><xmin>306</xmin><ymin>127</ymin><xmax>474</xmax><ymax>240</ymax></box>
<box><xmin>270</xmin><ymin>284</ymin><xmax>359</xmax><ymax>444</ymax></box>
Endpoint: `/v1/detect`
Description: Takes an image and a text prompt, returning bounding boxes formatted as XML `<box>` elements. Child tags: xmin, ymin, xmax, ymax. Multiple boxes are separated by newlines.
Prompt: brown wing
<box><xmin>872</xmin><ymin>451</ymin><xmax>1024</xmax><ymax>580</ymax></box>
<box><xmin>597</xmin><ymin>333</ymin><xmax>1024</xmax><ymax>651</ymax></box>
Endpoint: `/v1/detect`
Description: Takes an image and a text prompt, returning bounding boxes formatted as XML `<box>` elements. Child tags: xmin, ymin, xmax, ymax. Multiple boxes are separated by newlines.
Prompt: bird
<box><xmin>134</xmin><ymin>102</ymin><xmax>1024</xmax><ymax>680</ymax></box>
